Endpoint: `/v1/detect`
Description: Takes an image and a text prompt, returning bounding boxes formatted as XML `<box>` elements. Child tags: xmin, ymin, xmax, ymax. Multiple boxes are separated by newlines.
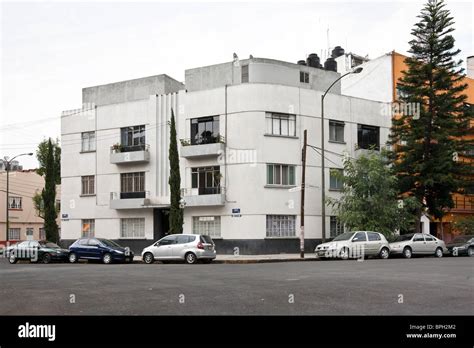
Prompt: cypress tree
<box><xmin>168</xmin><ymin>109</ymin><xmax>183</xmax><ymax>233</ymax></box>
<box><xmin>389</xmin><ymin>0</ymin><xmax>474</xmax><ymax>234</ymax></box>
<box><xmin>42</xmin><ymin>139</ymin><xmax>60</xmax><ymax>243</ymax></box>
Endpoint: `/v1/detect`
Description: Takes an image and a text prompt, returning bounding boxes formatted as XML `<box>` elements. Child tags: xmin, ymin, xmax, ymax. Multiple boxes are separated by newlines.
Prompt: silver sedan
<box><xmin>389</xmin><ymin>233</ymin><xmax>448</xmax><ymax>258</ymax></box>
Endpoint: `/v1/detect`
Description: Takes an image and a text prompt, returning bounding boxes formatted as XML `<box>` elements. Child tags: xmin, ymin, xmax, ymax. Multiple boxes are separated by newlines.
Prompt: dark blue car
<box><xmin>68</xmin><ymin>238</ymin><xmax>134</xmax><ymax>264</ymax></box>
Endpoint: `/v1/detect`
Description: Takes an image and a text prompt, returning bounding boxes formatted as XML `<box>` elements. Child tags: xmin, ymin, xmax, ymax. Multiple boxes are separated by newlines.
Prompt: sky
<box><xmin>1</xmin><ymin>0</ymin><xmax>473</xmax><ymax>169</ymax></box>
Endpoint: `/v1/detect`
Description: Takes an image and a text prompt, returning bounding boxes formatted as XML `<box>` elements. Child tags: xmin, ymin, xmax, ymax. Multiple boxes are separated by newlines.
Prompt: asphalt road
<box><xmin>0</xmin><ymin>257</ymin><xmax>472</xmax><ymax>315</ymax></box>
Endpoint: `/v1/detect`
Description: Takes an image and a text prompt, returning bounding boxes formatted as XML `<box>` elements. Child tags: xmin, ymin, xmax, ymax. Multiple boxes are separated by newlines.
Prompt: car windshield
<box><xmin>451</xmin><ymin>236</ymin><xmax>472</xmax><ymax>243</ymax></box>
<box><xmin>99</xmin><ymin>239</ymin><xmax>122</xmax><ymax>248</ymax></box>
<box><xmin>332</xmin><ymin>232</ymin><xmax>354</xmax><ymax>241</ymax></box>
<box><xmin>40</xmin><ymin>242</ymin><xmax>60</xmax><ymax>249</ymax></box>
<box><xmin>394</xmin><ymin>234</ymin><xmax>413</xmax><ymax>242</ymax></box>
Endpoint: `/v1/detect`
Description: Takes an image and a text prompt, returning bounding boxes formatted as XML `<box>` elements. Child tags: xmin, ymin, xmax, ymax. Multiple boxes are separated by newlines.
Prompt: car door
<box><xmin>170</xmin><ymin>235</ymin><xmax>190</xmax><ymax>259</ymax></box>
<box><xmin>86</xmin><ymin>238</ymin><xmax>102</xmax><ymax>259</ymax></box>
<box><xmin>153</xmin><ymin>236</ymin><xmax>176</xmax><ymax>259</ymax></box>
<box><xmin>423</xmin><ymin>234</ymin><xmax>438</xmax><ymax>253</ymax></box>
<box><xmin>411</xmin><ymin>233</ymin><xmax>427</xmax><ymax>254</ymax></box>
<box><xmin>367</xmin><ymin>232</ymin><xmax>382</xmax><ymax>255</ymax></box>
<box><xmin>351</xmin><ymin>232</ymin><xmax>368</xmax><ymax>258</ymax></box>
<box><xmin>74</xmin><ymin>239</ymin><xmax>90</xmax><ymax>258</ymax></box>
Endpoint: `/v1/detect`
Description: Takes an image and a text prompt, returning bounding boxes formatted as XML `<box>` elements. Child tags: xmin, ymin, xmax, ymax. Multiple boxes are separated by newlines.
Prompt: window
<box><xmin>56</xmin><ymin>200</ymin><xmax>61</xmax><ymax>212</ymax></box>
<box><xmin>158</xmin><ymin>236</ymin><xmax>177</xmax><ymax>246</ymax></box>
<box><xmin>357</xmin><ymin>124</ymin><xmax>380</xmax><ymax>150</ymax></box>
<box><xmin>329</xmin><ymin>169</ymin><xmax>343</xmax><ymax>190</ymax></box>
<box><xmin>81</xmin><ymin>219</ymin><xmax>95</xmax><ymax>238</ymax></box>
<box><xmin>26</xmin><ymin>228</ymin><xmax>34</xmax><ymax>240</ymax></box>
<box><xmin>266</xmin><ymin>113</ymin><xmax>296</xmax><ymax>136</ymax></box>
<box><xmin>39</xmin><ymin>228</ymin><xmax>46</xmax><ymax>240</ymax></box>
<box><xmin>352</xmin><ymin>231</ymin><xmax>367</xmax><ymax>242</ymax></box>
<box><xmin>300</xmin><ymin>71</ymin><xmax>309</xmax><ymax>83</ymax></box>
<box><xmin>176</xmin><ymin>235</ymin><xmax>193</xmax><ymax>244</ymax></box>
<box><xmin>120</xmin><ymin>218</ymin><xmax>145</xmax><ymax>239</ymax></box>
<box><xmin>329</xmin><ymin>120</ymin><xmax>345</xmax><ymax>143</ymax></box>
<box><xmin>81</xmin><ymin>131</ymin><xmax>96</xmax><ymax>152</ymax></box>
<box><xmin>81</xmin><ymin>176</ymin><xmax>95</xmax><ymax>195</ymax></box>
<box><xmin>190</xmin><ymin>116</ymin><xmax>220</xmax><ymax>145</ymax></box>
<box><xmin>120</xmin><ymin>172</ymin><xmax>145</xmax><ymax>199</ymax></box>
<box><xmin>88</xmin><ymin>239</ymin><xmax>101</xmax><ymax>246</ymax></box>
<box><xmin>413</xmin><ymin>234</ymin><xmax>424</xmax><ymax>242</ymax></box>
<box><xmin>267</xmin><ymin>164</ymin><xmax>296</xmax><ymax>186</ymax></box>
<box><xmin>120</xmin><ymin>125</ymin><xmax>146</xmax><ymax>152</ymax></box>
<box><xmin>367</xmin><ymin>232</ymin><xmax>381</xmax><ymax>241</ymax></box>
<box><xmin>330</xmin><ymin>216</ymin><xmax>344</xmax><ymax>237</ymax></box>
<box><xmin>8</xmin><ymin>196</ymin><xmax>22</xmax><ymax>209</ymax></box>
<box><xmin>424</xmin><ymin>235</ymin><xmax>435</xmax><ymax>241</ymax></box>
<box><xmin>191</xmin><ymin>167</ymin><xmax>221</xmax><ymax>195</ymax></box>
<box><xmin>266</xmin><ymin>215</ymin><xmax>296</xmax><ymax>237</ymax></box>
<box><xmin>241</xmin><ymin>65</ymin><xmax>249</xmax><ymax>83</ymax></box>
<box><xmin>193</xmin><ymin>216</ymin><xmax>221</xmax><ymax>238</ymax></box>
<box><xmin>8</xmin><ymin>228</ymin><xmax>20</xmax><ymax>240</ymax></box>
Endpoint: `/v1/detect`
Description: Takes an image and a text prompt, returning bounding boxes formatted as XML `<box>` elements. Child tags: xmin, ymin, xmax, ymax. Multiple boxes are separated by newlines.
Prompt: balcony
<box><xmin>180</xmin><ymin>135</ymin><xmax>225</xmax><ymax>159</ymax></box>
<box><xmin>110</xmin><ymin>144</ymin><xmax>150</xmax><ymax>164</ymax></box>
<box><xmin>451</xmin><ymin>196</ymin><xmax>474</xmax><ymax>212</ymax></box>
<box><xmin>181</xmin><ymin>187</ymin><xmax>225</xmax><ymax>207</ymax></box>
<box><xmin>110</xmin><ymin>191</ymin><xmax>150</xmax><ymax>209</ymax></box>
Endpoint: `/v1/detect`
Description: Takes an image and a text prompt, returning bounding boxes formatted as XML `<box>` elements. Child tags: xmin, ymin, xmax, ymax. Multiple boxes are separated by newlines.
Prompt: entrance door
<box><xmin>153</xmin><ymin>208</ymin><xmax>169</xmax><ymax>241</ymax></box>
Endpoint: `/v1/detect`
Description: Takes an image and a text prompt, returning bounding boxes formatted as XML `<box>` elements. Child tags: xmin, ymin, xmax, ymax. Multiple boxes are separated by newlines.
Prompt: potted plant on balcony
<box><xmin>111</xmin><ymin>143</ymin><xmax>123</xmax><ymax>153</ymax></box>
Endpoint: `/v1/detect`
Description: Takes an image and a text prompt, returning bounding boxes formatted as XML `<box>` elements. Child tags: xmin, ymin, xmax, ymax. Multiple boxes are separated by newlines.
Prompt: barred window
<box><xmin>192</xmin><ymin>216</ymin><xmax>221</xmax><ymax>238</ymax></box>
<box><xmin>267</xmin><ymin>164</ymin><xmax>296</xmax><ymax>186</ymax></box>
<box><xmin>81</xmin><ymin>131</ymin><xmax>96</xmax><ymax>152</ymax></box>
<box><xmin>266</xmin><ymin>215</ymin><xmax>296</xmax><ymax>237</ymax></box>
<box><xmin>39</xmin><ymin>228</ymin><xmax>46</xmax><ymax>240</ymax></box>
<box><xmin>265</xmin><ymin>113</ymin><xmax>296</xmax><ymax>136</ymax></box>
<box><xmin>8</xmin><ymin>196</ymin><xmax>22</xmax><ymax>209</ymax></box>
<box><xmin>81</xmin><ymin>176</ymin><xmax>95</xmax><ymax>195</ymax></box>
<box><xmin>330</xmin><ymin>216</ymin><xmax>344</xmax><ymax>237</ymax></box>
<box><xmin>82</xmin><ymin>219</ymin><xmax>95</xmax><ymax>238</ymax></box>
<box><xmin>121</xmin><ymin>172</ymin><xmax>145</xmax><ymax>193</ymax></box>
<box><xmin>241</xmin><ymin>65</ymin><xmax>249</xmax><ymax>83</ymax></box>
<box><xmin>8</xmin><ymin>228</ymin><xmax>21</xmax><ymax>240</ymax></box>
<box><xmin>120</xmin><ymin>218</ymin><xmax>145</xmax><ymax>239</ymax></box>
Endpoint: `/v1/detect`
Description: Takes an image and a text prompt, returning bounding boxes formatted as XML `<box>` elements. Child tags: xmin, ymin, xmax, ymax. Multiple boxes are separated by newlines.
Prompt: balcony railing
<box><xmin>110</xmin><ymin>191</ymin><xmax>150</xmax><ymax>209</ymax></box>
<box><xmin>181</xmin><ymin>187</ymin><xmax>226</xmax><ymax>207</ymax></box>
<box><xmin>110</xmin><ymin>144</ymin><xmax>150</xmax><ymax>164</ymax></box>
<box><xmin>180</xmin><ymin>136</ymin><xmax>225</xmax><ymax>159</ymax></box>
<box><xmin>452</xmin><ymin>196</ymin><xmax>474</xmax><ymax>211</ymax></box>
<box><xmin>180</xmin><ymin>134</ymin><xmax>225</xmax><ymax>147</ymax></box>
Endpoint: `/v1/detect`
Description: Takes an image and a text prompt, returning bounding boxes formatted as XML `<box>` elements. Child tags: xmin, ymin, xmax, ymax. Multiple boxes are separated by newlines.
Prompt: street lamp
<box><xmin>4</xmin><ymin>153</ymin><xmax>33</xmax><ymax>241</ymax></box>
<box><xmin>320</xmin><ymin>67</ymin><xmax>363</xmax><ymax>243</ymax></box>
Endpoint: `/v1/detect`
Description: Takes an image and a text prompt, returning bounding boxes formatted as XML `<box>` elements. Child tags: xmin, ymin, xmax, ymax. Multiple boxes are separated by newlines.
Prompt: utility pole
<box><xmin>300</xmin><ymin>129</ymin><xmax>307</xmax><ymax>258</ymax></box>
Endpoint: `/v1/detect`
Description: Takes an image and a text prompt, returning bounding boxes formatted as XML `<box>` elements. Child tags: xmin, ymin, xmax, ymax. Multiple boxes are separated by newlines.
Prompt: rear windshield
<box><xmin>200</xmin><ymin>235</ymin><xmax>213</xmax><ymax>244</ymax></box>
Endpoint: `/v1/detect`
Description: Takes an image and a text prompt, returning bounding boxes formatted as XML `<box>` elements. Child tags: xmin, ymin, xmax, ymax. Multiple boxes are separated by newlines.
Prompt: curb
<box><xmin>132</xmin><ymin>257</ymin><xmax>319</xmax><ymax>264</ymax></box>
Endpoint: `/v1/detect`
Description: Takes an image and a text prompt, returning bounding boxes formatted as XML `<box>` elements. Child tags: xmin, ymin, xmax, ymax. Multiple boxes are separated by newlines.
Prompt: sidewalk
<box><xmin>133</xmin><ymin>253</ymin><xmax>318</xmax><ymax>264</ymax></box>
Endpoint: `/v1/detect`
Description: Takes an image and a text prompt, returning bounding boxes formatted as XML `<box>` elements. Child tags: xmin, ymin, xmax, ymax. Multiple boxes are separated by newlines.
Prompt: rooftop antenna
<box><xmin>327</xmin><ymin>26</ymin><xmax>330</xmax><ymax>58</ymax></box>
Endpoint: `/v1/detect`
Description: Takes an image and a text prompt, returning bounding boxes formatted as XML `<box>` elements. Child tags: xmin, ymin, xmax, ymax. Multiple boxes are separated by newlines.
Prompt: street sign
<box><xmin>231</xmin><ymin>208</ymin><xmax>241</xmax><ymax>217</ymax></box>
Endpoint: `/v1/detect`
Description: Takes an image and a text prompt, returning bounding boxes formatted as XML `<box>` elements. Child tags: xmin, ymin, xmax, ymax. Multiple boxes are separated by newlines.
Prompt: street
<box><xmin>0</xmin><ymin>257</ymin><xmax>472</xmax><ymax>315</ymax></box>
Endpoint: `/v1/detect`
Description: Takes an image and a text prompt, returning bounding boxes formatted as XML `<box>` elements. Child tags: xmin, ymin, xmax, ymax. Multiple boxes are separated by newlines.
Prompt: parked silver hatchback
<box><xmin>141</xmin><ymin>234</ymin><xmax>216</xmax><ymax>264</ymax></box>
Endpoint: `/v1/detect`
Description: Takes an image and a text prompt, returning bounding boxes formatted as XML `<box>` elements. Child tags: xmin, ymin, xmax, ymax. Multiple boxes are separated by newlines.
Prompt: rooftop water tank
<box><xmin>331</xmin><ymin>46</ymin><xmax>345</xmax><ymax>58</ymax></box>
<box><xmin>306</xmin><ymin>53</ymin><xmax>321</xmax><ymax>68</ymax></box>
<box><xmin>324</xmin><ymin>57</ymin><xmax>337</xmax><ymax>72</ymax></box>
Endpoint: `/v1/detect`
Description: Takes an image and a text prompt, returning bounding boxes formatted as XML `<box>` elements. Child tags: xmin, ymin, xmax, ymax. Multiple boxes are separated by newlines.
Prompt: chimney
<box><xmin>467</xmin><ymin>55</ymin><xmax>474</xmax><ymax>79</ymax></box>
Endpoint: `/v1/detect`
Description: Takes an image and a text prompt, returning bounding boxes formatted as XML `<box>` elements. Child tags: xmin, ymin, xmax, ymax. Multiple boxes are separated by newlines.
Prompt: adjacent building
<box><xmin>61</xmin><ymin>55</ymin><xmax>388</xmax><ymax>254</ymax></box>
<box><xmin>0</xmin><ymin>169</ymin><xmax>60</xmax><ymax>242</ymax></box>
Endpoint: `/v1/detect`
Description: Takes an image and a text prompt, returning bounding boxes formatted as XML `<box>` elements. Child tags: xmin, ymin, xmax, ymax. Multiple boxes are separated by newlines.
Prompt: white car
<box><xmin>141</xmin><ymin>234</ymin><xmax>216</xmax><ymax>264</ymax></box>
<box><xmin>315</xmin><ymin>231</ymin><xmax>390</xmax><ymax>260</ymax></box>
<box><xmin>389</xmin><ymin>233</ymin><xmax>448</xmax><ymax>258</ymax></box>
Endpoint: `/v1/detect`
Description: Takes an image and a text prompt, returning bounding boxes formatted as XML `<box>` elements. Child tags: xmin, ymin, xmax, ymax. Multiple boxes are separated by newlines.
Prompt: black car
<box><xmin>7</xmin><ymin>240</ymin><xmax>69</xmax><ymax>264</ymax></box>
<box><xmin>68</xmin><ymin>238</ymin><xmax>134</xmax><ymax>264</ymax></box>
<box><xmin>446</xmin><ymin>235</ymin><xmax>474</xmax><ymax>257</ymax></box>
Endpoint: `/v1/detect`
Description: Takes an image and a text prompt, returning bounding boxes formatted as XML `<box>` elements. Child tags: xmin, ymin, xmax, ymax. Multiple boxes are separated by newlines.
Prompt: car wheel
<box><xmin>8</xmin><ymin>253</ymin><xmax>17</xmax><ymax>264</ymax></box>
<box><xmin>435</xmin><ymin>247</ymin><xmax>443</xmax><ymax>258</ymax></box>
<box><xmin>102</xmin><ymin>253</ymin><xmax>113</xmax><ymax>264</ymax></box>
<box><xmin>41</xmin><ymin>253</ymin><xmax>52</xmax><ymax>264</ymax></box>
<box><xmin>339</xmin><ymin>248</ymin><xmax>349</xmax><ymax>260</ymax></box>
<box><xmin>379</xmin><ymin>247</ymin><xmax>389</xmax><ymax>259</ymax></box>
<box><xmin>69</xmin><ymin>253</ymin><xmax>77</xmax><ymax>263</ymax></box>
<box><xmin>403</xmin><ymin>247</ymin><xmax>412</xmax><ymax>259</ymax></box>
<box><xmin>185</xmin><ymin>252</ymin><xmax>197</xmax><ymax>264</ymax></box>
<box><xmin>468</xmin><ymin>247</ymin><xmax>474</xmax><ymax>257</ymax></box>
<box><xmin>143</xmin><ymin>252</ymin><xmax>154</xmax><ymax>264</ymax></box>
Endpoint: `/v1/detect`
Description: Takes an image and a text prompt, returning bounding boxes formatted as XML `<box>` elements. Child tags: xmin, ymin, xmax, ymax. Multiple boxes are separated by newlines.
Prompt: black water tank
<box><xmin>306</xmin><ymin>53</ymin><xmax>321</xmax><ymax>68</ymax></box>
<box><xmin>324</xmin><ymin>57</ymin><xmax>337</xmax><ymax>72</ymax></box>
<box><xmin>331</xmin><ymin>46</ymin><xmax>345</xmax><ymax>58</ymax></box>
<box><xmin>297</xmin><ymin>60</ymin><xmax>307</xmax><ymax>66</ymax></box>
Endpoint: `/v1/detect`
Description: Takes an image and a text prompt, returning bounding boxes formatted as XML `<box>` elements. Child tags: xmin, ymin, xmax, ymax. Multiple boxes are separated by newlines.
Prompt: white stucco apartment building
<box><xmin>60</xmin><ymin>56</ymin><xmax>389</xmax><ymax>254</ymax></box>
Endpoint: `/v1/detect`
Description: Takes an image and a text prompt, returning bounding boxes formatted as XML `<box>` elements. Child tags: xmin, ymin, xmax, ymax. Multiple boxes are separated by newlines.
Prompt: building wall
<box><xmin>0</xmin><ymin>171</ymin><xmax>60</xmax><ymax>241</ymax></box>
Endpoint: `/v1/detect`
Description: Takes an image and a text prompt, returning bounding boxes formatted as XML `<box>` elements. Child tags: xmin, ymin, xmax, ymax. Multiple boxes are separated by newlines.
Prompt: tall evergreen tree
<box><xmin>389</xmin><ymin>0</ymin><xmax>473</xmax><ymax>234</ymax></box>
<box><xmin>40</xmin><ymin>139</ymin><xmax>60</xmax><ymax>243</ymax></box>
<box><xmin>168</xmin><ymin>109</ymin><xmax>183</xmax><ymax>233</ymax></box>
